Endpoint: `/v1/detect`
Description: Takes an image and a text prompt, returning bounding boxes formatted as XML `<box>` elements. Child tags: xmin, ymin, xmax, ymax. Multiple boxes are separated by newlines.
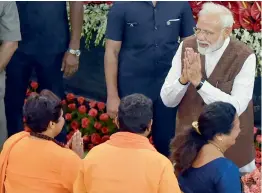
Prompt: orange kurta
<box><xmin>74</xmin><ymin>132</ymin><xmax>181</xmax><ymax>193</ymax></box>
<box><xmin>0</xmin><ymin>132</ymin><xmax>81</xmax><ymax>193</ymax></box>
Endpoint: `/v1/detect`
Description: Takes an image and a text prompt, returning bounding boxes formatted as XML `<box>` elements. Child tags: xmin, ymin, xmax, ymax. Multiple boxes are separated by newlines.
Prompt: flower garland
<box><xmin>81</xmin><ymin>1</ymin><xmax>261</xmax><ymax>76</ymax></box>
<box><xmin>82</xmin><ymin>1</ymin><xmax>112</xmax><ymax>49</ymax></box>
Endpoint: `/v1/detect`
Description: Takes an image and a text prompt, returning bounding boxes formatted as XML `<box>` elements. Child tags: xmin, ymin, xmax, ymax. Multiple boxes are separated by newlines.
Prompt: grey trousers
<box><xmin>0</xmin><ymin>71</ymin><xmax>7</xmax><ymax>148</ymax></box>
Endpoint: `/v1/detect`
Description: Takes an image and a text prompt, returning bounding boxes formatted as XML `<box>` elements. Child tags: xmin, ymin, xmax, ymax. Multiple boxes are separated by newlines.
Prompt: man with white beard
<box><xmin>160</xmin><ymin>2</ymin><xmax>256</xmax><ymax>173</ymax></box>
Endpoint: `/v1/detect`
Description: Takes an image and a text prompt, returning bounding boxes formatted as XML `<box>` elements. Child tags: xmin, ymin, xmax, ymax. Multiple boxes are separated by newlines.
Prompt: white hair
<box><xmin>198</xmin><ymin>2</ymin><xmax>234</xmax><ymax>28</ymax></box>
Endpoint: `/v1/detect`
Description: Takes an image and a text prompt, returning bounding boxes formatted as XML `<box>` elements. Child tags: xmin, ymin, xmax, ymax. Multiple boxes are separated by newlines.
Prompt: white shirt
<box><xmin>160</xmin><ymin>37</ymin><xmax>256</xmax><ymax>116</ymax></box>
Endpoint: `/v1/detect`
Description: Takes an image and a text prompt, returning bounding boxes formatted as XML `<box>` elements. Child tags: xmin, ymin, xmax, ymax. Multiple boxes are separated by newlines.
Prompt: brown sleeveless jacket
<box><xmin>176</xmin><ymin>36</ymin><xmax>255</xmax><ymax>168</ymax></box>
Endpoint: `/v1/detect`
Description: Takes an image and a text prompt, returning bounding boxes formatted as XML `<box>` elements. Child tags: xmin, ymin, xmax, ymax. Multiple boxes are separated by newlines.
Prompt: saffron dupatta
<box><xmin>0</xmin><ymin>132</ymin><xmax>29</xmax><ymax>193</ymax></box>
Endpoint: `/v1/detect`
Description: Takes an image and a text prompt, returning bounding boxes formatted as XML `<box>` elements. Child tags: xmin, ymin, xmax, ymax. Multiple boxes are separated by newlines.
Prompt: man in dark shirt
<box><xmin>4</xmin><ymin>2</ymin><xmax>83</xmax><ymax>143</ymax></box>
<box><xmin>105</xmin><ymin>1</ymin><xmax>195</xmax><ymax>156</ymax></box>
<box><xmin>0</xmin><ymin>1</ymin><xmax>21</xmax><ymax>148</ymax></box>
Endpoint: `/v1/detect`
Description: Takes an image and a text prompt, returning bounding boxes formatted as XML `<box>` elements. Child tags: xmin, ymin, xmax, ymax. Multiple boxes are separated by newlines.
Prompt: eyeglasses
<box><xmin>193</xmin><ymin>27</ymin><xmax>215</xmax><ymax>37</ymax></box>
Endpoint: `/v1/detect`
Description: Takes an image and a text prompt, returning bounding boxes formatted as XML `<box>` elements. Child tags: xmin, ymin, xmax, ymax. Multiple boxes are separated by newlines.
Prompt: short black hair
<box><xmin>118</xmin><ymin>93</ymin><xmax>153</xmax><ymax>134</ymax></box>
<box><xmin>23</xmin><ymin>90</ymin><xmax>62</xmax><ymax>133</ymax></box>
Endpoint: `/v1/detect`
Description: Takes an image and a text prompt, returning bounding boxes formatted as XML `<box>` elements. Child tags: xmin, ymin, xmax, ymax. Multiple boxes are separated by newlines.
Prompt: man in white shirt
<box><xmin>160</xmin><ymin>2</ymin><xmax>256</xmax><ymax>173</ymax></box>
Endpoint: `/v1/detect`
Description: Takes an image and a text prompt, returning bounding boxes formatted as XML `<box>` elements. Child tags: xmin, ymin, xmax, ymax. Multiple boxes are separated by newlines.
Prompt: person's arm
<box><xmin>61</xmin><ymin>151</ymin><xmax>82</xmax><ymax>192</ymax></box>
<box><xmin>104</xmin><ymin>2</ymin><xmax>125</xmax><ymax>118</ymax></box>
<box><xmin>197</xmin><ymin>54</ymin><xmax>256</xmax><ymax>115</ymax></box>
<box><xmin>0</xmin><ymin>2</ymin><xmax>21</xmax><ymax>72</ymax></box>
<box><xmin>61</xmin><ymin>1</ymin><xmax>83</xmax><ymax>77</ymax></box>
<box><xmin>105</xmin><ymin>39</ymin><xmax>121</xmax><ymax>97</ymax></box>
<box><xmin>158</xmin><ymin>161</ymin><xmax>181</xmax><ymax>193</ymax></box>
<box><xmin>68</xmin><ymin>1</ymin><xmax>83</xmax><ymax>50</ymax></box>
<box><xmin>73</xmin><ymin>163</ymin><xmax>87</xmax><ymax>193</ymax></box>
<box><xmin>216</xmin><ymin>163</ymin><xmax>242</xmax><ymax>193</ymax></box>
<box><xmin>160</xmin><ymin>42</ymin><xmax>189</xmax><ymax>107</ymax></box>
<box><xmin>179</xmin><ymin>2</ymin><xmax>195</xmax><ymax>40</ymax></box>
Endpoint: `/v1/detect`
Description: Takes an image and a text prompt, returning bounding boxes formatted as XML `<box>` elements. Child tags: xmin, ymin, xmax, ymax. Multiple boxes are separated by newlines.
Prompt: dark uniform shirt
<box><xmin>16</xmin><ymin>1</ymin><xmax>69</xmax><ymax>54</ymax></box>
<box><xmin>106</xmin><ymin>1</ymin><xmax>195</xmax><ymax>100</ymax></box>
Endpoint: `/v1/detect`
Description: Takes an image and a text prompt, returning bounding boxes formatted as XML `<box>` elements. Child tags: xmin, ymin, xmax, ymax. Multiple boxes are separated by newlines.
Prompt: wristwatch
<box><xmin>196</xmin><ymin>79</ymin><xmax>205</xmax><ymax>90</ymax></box>
<box><xmin>67</xmin><ymin>48</ymin><xmax>81</xmax><ymax>57</ymax></box>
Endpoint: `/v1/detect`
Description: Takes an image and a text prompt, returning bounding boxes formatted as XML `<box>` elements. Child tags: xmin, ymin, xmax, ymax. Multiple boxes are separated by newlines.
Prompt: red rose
<box><xmin>101</xmin><ymin>127</ymin><xmax>109</xmax><ymax>134</ymax></box>
<box><xmin>149</xmin><ymin>136</ymin><xmax>154</xmax><ymax>144</ymax></box>
<box><xmin>256</xmin><ymin>164</ymin><xmax>261</xmax><ymax>169</ymax></box>
<box><xmin>81</xmin><ymin>117</ymin><xmax>90</xmax><ymax>128</ymax></box>
<box><xmin>65</xmin><ymin>113</ymin><xmax>72</xmax><ymax>121</ymax></box>
<box><xmin>106</xmin><ymin>1</ymin><xmax>113</xmax><ymax>5</ymax></box>
<box><xmin>99</xmin><ymin>113</ymin><xmax>109</xmax><ymax>121</ymax></box>
<box><xmin>66</xmin><ymin>93</ymin><xmax>75</xmax><ymax>101</ymax></box>
<box><xmin>83</xmin><ymin>135</ymin><xmax>90</xmax><ymax>143</ymax></box>
<box><xmin>71</xmin><ymin>121</ymin><xmax>79</xmax><ymax>131</ymax></box>
<box><xmin>78</xmin><ymin>105</ymin><xmax>87</xmax><ymax>114</ymax></box>
<box><xmin>94</xmin><ymin>122</ymin><xmax>102</xmax><ymax>130</ymax></box>
<box><xmin>256</xmin><ymin>151</ymin><xmax>261</xmax><ymax>159</ymax></box>
<box><xmin>30</xmin><ymin>81</ymin><xmax>38</xmax><ymax>90</ymax></box>
<box><xmin>77</xmin><ymin>97</ymin><xmax>85</xmax><ymax>105</ymax></box>
<box><xmin>97</xmin><ymin>102</ymin><xmax>106</xmax><ymax>110</ymax></box>
<box><xmin>61</xmin><ymin>100</ymin><xmax>67</xmax><ymax>105</ymax></box>
<box><xmin>101</xmin><ymin>135</ymin><xmax>110</xmax><ymax>143</ymax></box>
<box><xmin>256</xmin><ymin>135</ymin><xmax>261</xmax><ymax>143</ymax></box>
<box><xmin>24</xmin><ymin>126</ymin><xmax>31</xmax><ymax>132</ymax></box>
<box><xmin>254</xmin><ymin>127</ymin><xmax>258</xmax><ymax>134</ymax></box>
<box><xmin>91</xmin><ymin>133</ymin><xmax>102</xmax><ymax>145</ymax></box>
<box><xmin>68</xmin><ymin>103</ymin><xmax>76</xmax><ymax>110</ymax></box>
<box><xmin>88</xmin><ymin>144</ymin><xmax>94</xmax><ymax>150</ymax></box>
<box><xmin>89</xmin><ymin>100</ymin><xmax>97</xmax><ymax>108</ymax></box>
<box><xmin>255</xmin><ymin>157</ymin><xmax>261</xmax><ymax>164</ymax></box>
<box><xmin>26</xmin><ymin>89</ymin><xmax>31</xmax><ymax>96</ymax></box>
<box><xmin>88</xmin><ymin>108</ymin><xmax>98</xmax><ymax>117</ymax></box>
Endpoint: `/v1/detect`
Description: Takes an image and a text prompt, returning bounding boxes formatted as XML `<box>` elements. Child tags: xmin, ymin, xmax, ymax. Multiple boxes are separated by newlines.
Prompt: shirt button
<box><xmin>154</xmin><ymin>26</ymin><xmax>158</xmax><ymax>30</ymax></box>
<box><xmin>155</xmin><ymin>44</ymin><xmax>158</xmax><ymax>48</ymax></box>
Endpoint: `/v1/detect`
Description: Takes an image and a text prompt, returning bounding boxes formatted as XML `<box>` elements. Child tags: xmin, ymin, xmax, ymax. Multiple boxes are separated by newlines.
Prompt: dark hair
<box><xmin>23</xmin><ymin>89</ymin><xmax>62</xmax><ymax>133</ymax></box>
<box><xmin>170</xmin><ymin>102</ymin><xmax>237</xmax><ymax>173</ymax></box>
<box><xmin>118</xmin><ymin>93</ymin><xmax>153</xmax><ymax>134</ymax></box>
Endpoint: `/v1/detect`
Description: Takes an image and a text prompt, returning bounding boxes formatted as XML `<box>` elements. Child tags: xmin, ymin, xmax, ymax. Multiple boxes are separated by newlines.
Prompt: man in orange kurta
<box><xmin>74</xmin><ymin>94</ymin><xmax>181</xmax><ymax>193</ymax></box>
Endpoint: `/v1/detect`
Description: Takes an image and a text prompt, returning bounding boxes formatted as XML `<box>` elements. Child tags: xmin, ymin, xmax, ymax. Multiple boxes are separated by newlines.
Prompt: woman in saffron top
<box><xmin>0</xmin><ymin>90</ymin><xmax>82</xmax><ymax>193</ymax></box>
<box><xmin>170</xmin><ymin>102</ymin><xmax>242</xmax><ymax>193</ymax></box>
<box><xmin>73</xmin><ymin>93</ymin><xmax>181</xmax><ymax>193</ymax></box>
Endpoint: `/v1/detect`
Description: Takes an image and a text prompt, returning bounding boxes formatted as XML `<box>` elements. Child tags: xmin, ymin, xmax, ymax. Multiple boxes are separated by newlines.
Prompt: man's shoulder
<box><xmin>230</xmin><ymin>38</ymin><xmax>253</xmax><ymax>54</ymax></box>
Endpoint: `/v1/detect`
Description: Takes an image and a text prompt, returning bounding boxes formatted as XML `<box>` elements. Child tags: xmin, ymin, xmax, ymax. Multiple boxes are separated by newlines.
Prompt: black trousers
<box><xmin>152</xmin><ymin>97</ymin><xmax>177</xmax><ymax>157</ymax></box>
<box><xmin>4</xmin><ymin>50</ymin><xmax>67</xmax><ymax>143</ymax></box>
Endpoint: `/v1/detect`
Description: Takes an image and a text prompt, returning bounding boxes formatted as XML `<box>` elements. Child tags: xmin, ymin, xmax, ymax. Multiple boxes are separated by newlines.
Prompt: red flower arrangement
<box><xmin>63</xmin><ymin>93</ymin><xmax>117</xmax><ymax>151</ymax></box>
<box><xmin>24</xmin><ymin>81</ymin><xmax>155</xmax><ymax>152</ymax></box>
<box><xmin>254</xmin><ymin>127</ymin><xmax>261</xmax><ymax>169</ymax></box>
<box><xmin>83</xmin><ymin>1</ymin><xmax>113</xmax><ymax>5</ymax></box>
<box><xmin>189</xmin><ymin>1</ymin><xmax>261</xmax><ymax>32</ymax></box>
<box><xmin>241</xmin><ymin>168</ymin><xmax>261</xmax><ymax>193</ymax></box>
